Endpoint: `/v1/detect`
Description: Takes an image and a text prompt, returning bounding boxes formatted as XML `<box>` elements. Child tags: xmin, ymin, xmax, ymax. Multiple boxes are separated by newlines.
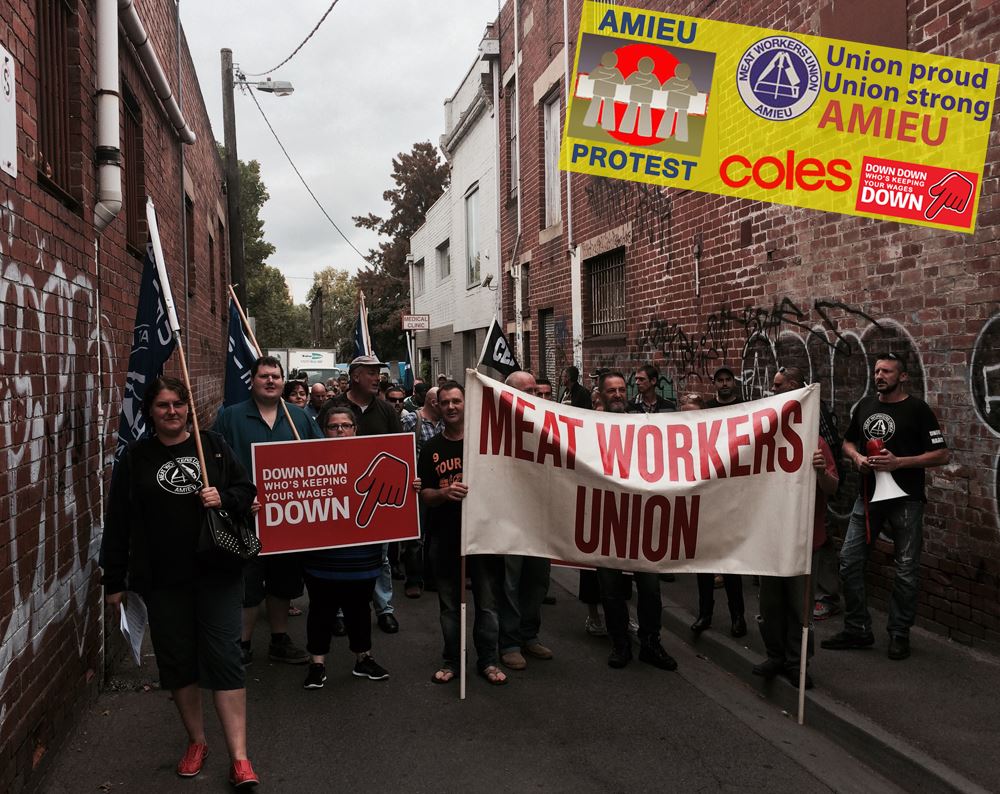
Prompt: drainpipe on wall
<box><xmin>175</xmin><ymin>0</ymin><xmax>189</xmax><ymax>341</ymax></box>
<box><xmin>512</xmin><ymin>0</ymin><xmax>524</xmax><ymax>364</ymax></box>
<box><xmin>563</xmin><ymin>0</ymin><xmax>583</xmax><ymax>371</ymax></box>
<box><xmin>94</xmin><ymin>0</ymin><xmax>121</xmax><ymax>232</ymax></box>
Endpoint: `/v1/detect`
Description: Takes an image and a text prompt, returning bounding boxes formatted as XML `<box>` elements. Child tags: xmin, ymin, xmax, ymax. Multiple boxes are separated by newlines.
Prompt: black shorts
<box><xmin>242</xmin><ymin>553</ymin><xmax>304</xmax><ymax>608</ymax></box>
<box><xmin>146</xmin><ymin>574</ymin><xmax>244</xmax><ymax>691</ymax></box>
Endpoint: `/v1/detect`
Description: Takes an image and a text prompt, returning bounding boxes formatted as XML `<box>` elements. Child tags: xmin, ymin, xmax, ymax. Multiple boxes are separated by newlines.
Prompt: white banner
<box><xmin>462</xmin><ymin>370</ymin><xmax>819</xmax><ymax>576</ymax></box>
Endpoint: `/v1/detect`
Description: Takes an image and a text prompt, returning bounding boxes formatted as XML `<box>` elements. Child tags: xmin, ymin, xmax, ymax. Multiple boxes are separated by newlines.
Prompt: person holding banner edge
<box><xmin>420</xmin><ymin>380</ymin><xmax>506</xmax><ymax>685</ymax></box>
<box><xmin>214</xmin><ymin>356</ymin><xmax>322</xmax><ymax>666</ymax></box>
<box><xmin>595</xmin><ymin>371</ymin><xmax>678</xmax><ymax>672</ymax></box>
<box><xmin>101</xmin><ymin>377</ymin><xmax>259</xmax><ymax>786</ymax></box>
<box><xmin>823</xmin><ymin>353</ymin><xmax>949</xmax><ymax>661</ymax></box>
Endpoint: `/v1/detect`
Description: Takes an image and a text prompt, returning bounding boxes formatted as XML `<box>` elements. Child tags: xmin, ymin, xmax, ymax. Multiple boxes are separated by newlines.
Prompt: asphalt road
<box><xmin>37</xmin><ymin>571</ymin><xmax>901</xmax><ymax>793</ymax></box>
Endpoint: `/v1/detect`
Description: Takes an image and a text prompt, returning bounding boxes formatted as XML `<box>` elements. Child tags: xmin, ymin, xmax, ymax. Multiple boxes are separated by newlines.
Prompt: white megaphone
<box><xmin>866</xmin><ymin>439</ymin><xmax>908</xmax><ymax>502</ymax></box>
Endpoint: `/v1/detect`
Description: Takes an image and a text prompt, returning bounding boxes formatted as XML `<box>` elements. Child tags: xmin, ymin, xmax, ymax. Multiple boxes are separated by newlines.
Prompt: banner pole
<box><xmin>459</xmin><ymin>554</ymin><xmax>467</xmax><ymax>701</ymax></box>
<box><xmin>226</xmin><ymin>284</ymin><xmax>301</xmax><ymax>441</ymax></box>
<box><xmin>797</xmin><ymin>571</ymin><xmax>812</xmax><ymax>725</ymax></box>
<box><xmin>146</xmin><ymin>198</ymin><xmax>208</xmax><ymax>484</ymax></box>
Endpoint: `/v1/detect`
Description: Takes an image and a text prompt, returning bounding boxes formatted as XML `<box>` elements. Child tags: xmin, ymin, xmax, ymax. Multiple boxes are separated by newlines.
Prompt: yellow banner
<box><xmin>560</xmin><ymin>2</ymin><xmax>998</xmax><ymax>232</ymax></box>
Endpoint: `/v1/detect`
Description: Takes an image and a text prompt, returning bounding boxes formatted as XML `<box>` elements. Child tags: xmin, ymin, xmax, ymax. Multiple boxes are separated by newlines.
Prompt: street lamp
<box><xmin>220</xmin><ymin>48</ymin><xmax>294</xmax><ymax>307</ymax></box>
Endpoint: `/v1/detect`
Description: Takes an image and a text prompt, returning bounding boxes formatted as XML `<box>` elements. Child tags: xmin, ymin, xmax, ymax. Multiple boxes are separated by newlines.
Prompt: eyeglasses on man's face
<box><xmin>326</xmin><ymin>422</ymin><xmax>355</xmax><ymax>431</ymax></box>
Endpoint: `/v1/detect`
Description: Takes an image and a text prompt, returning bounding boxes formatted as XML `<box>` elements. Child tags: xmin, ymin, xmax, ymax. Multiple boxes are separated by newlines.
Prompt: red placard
<box><xmin>854</xmin><ymin>156</ymin><xmax>978</xmax><ymax>230</ymax></box>
<box><xmin>251</xmin><ymin>433</ymin><xmax>419</xmax><ymax>555</ymax></box>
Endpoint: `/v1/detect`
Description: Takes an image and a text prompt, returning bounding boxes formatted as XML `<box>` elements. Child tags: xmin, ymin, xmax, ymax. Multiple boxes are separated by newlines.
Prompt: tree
<box><xmin>306</xmin><ymin>267</ymin><xmax>358</xmax><ymax>360</ymax></box>
<box><xmin>353</xmin><ymin>141</ymin><xmax>449</xmax><ymax>358</ymax></box>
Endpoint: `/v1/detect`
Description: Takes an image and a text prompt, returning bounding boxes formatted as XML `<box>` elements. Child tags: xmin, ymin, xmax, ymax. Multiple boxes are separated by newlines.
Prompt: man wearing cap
<box><xmin>328</xmin><ymin>355</ymin><xmax>405</xmax><ymax>633</ymax></box>
<box><xmin>706</xmin><ymin>366</ymin><xmax>742</xmax><ymax>408</ymax></box>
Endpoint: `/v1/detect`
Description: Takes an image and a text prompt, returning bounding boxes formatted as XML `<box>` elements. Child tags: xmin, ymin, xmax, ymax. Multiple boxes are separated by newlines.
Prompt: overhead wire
<box><xmin>243</xmin><ymin>0</ymin><xmax>341</xmax><ymax>77</ymax></box>
<box><xmin>244</xmin><ymin>85</ymin><xmax>373</xmax><ymax>266</ymax></box>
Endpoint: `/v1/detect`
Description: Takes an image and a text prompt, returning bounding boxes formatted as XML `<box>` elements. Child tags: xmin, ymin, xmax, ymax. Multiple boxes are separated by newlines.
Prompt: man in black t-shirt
<box><xmin>419</xmin><ymin>381</ymin><xmax>505</xmax><ymax>685</ymax></box>
<box><xmin>705</xmin><ymin>366</ymin><xmax>742</xmax><ymax>408</ymax></box>
<box><xmin>822</xmin><ymin>353</ymin><xmax>949</xmax><ymax>661</ymax></box>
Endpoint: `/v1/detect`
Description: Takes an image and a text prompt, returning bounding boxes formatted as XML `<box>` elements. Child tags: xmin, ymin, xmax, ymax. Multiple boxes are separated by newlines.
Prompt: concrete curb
<box><xmin>659</xmin><ymin>596</ymin><xmax>991</xmax><ymax>794</ymax></box>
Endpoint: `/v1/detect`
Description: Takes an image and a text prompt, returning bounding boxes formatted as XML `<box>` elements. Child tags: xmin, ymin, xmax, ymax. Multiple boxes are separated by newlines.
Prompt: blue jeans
<box><xmin>840</xmin><ymin>497</ymin><xmax>924</xmax><ymax>638</ymax></box>
<box><xmin>428</xmin><ymin>529</ymin><xmax>501</xmax><ymax>672</ymax></box>
<box><xmin>373</xmin><ymin>543</ymin><xmax>394</xmax><ymax>616</ymax></box>
<box><xmin>497</xmin><ymin>555</ymin><xmax>551</xmax><ymax>653</ymax></box>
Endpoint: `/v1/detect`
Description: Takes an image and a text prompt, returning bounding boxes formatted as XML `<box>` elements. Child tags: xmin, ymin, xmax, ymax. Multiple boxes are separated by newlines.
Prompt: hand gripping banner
<box><xmin>462</xmin><ymin>370</ymin><xmax>819</xmax><ymax>576</ymax></box>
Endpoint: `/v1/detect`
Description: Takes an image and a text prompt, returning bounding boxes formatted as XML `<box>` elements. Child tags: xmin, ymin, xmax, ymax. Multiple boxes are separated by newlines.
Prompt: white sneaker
<box><xmin>627</xmin><ymin>619</ymin><xmax>639</xmax><ymax>636</ymax></box>
<box><xmin>585</xmin><ymin>617</ymin><xmax>607</xmax><ymax>637</ymax></box>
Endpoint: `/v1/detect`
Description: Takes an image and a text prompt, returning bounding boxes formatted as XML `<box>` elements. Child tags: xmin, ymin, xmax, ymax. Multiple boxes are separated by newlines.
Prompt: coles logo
<box><xmin>720</xmin><ymin>150</ymin><xmax>852</xmax><ymax>192</ymax></box>
<box><xmin>737</xmin><ymin>36</ymin><xmax>821</xmax><ymax>121</ymax></box>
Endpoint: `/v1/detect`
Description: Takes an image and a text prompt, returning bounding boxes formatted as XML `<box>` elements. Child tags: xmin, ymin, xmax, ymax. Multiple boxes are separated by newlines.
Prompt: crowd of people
<box><xmin>99</xmin><ymin>350</ymin><xmax>948</xmax><ymax>787</ymax></box>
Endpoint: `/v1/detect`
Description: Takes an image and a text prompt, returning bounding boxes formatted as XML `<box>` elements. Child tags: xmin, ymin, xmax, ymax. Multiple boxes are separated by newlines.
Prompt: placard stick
<box><xmin>226</xmin><ymin>284</ymin><xmax>300</xmax><ymax>441</ymax></box>
<box><xmin>797</xmin><ymin>572</ymin><xmax>812</xmax><ymax>725</ymax></box>
<box><xmin>459</xmin><ymin>554</ymin><xmax>467</xmax><ymax>700</ymax></box>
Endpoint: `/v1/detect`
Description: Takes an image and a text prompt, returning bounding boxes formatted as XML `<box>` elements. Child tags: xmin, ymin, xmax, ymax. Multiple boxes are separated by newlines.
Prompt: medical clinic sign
<box><xmin>560</xmin><ymin>1</ymin><xmax>998</xmax><ymax>232</ymax></box>
<box><xmin>251</xmin><ymin>434</ymin><xmax>419</xmax><ymax>555</ymax></box>
<box><xmin>463</xmin><ymin>371</ymin><xmax>819</xmax><ymax>576</ymax></box>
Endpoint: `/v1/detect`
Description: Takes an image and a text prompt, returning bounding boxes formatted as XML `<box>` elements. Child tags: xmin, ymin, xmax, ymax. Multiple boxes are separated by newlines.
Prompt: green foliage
<box><xmin>306</xmin><ymin>267</ymin><xmax>358</xmax><ymax>360</ymax></box>
<box><xmin>353</xmin><ymin>141</ymin><xmax>449</xmax><ymax>359</ymax></box>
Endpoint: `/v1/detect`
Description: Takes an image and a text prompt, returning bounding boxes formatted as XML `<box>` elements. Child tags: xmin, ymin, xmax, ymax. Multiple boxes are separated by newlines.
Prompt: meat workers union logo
<box><xmin>737</xmin><ymin>36</ymin><xmax>821</xmax><ymax>121</ymax></box>
<box><xmin>157</xmin><ymin>457</ymin><xmax>202</xmax><ymax>495</ymax></box>
<box><xmin>863</xmin><ymin>413</ymin><xmax>896</xmax><ymax>443</ymax></box>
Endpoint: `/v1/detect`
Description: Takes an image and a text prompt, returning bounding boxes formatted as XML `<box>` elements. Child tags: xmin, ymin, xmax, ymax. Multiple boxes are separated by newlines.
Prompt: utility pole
<box><xmin>221</xmin><ymin>48</ymin><xmax>245</xmax><ymax>307</ymax></box>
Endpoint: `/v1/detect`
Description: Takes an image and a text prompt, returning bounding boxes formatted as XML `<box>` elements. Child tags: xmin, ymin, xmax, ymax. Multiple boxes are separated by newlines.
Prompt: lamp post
<box><xmin>220</xmin><ymin>48</ymin><xmax>294</xmax><ymax>307</ymax></box>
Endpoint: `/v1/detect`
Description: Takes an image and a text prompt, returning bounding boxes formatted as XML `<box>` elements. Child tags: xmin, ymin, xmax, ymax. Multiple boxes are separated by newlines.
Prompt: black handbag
<box><xmin>165</xmin><ymin>440</ymin><xmax>260</xmax><ymax>570</ymax></box>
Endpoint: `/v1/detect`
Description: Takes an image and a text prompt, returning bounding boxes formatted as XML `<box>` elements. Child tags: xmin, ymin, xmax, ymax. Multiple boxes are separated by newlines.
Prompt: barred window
<box><xmin>123</xmin><ymin>83</ymin><xmax>145</xmax><ymax>253</ymax></box>
<box><xmin>185</xmin><ymin>195</ymin><xmax>196</xmax><ymax>296</ymax></box>
<box><xmin>587</xmin><ymin>249</ymin><xmax>626</xmax><ymax>336</ymax></box>
<box><xmin>36</xmin><ymin>0</ymin><xmax>79</xmax><ymax>203</ymax></box>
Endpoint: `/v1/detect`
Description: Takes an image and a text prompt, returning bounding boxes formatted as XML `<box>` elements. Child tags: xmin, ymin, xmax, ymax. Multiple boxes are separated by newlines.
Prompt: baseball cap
<box><xmin>348</xmin><ymin>354</ymin><xmax>386</xmax><ymax>371</ymax></box>
<box><xmin>712</xmin><ymin>366</ymin><xmax>735</xmax><ymax>379</ymax></box>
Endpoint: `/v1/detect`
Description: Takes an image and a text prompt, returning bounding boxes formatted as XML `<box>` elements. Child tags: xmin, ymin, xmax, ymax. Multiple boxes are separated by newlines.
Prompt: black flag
<box><xmin>478</xmin><ymin>318</ymin><xmax>520</xmax><ymax>378</ymax></box>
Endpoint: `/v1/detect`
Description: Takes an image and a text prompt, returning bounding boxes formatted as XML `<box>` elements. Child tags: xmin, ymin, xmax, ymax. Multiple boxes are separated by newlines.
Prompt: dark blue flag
<box><xmin>114</xmin><ymin>243</ymin><xmax>177</xmax><ymax>462</ymax></box>
<box><xmin>402</xmin><ymin>338</ymin><xmax>414</xmax><ymax>391</ymax></box>
<box><xmin>224</xmin><ymin>298</ymin><xmax>257</xmax><ymax>406</ymax></box>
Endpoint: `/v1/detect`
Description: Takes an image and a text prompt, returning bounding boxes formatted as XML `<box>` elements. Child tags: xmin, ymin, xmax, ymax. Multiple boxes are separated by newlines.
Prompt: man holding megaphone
<box><xmin>822</xmin><ymin>353</ymin><xmax>949</xmax><ymax>661</ymax></box>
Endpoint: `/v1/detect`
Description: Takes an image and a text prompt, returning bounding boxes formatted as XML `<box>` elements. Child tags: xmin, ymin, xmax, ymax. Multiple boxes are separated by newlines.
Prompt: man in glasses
<box><xmin>823</xmin><ymin>353</ymin><xmax>949</xmax><ymax>661</ymax></box>
<box><xmin>214</xmin><ymin>355</ymin><xmax>323</xmax><ymax>666</ymax></box>
<box><xmin>328</xmin><ymin>355</ymin><xmax>406</xmax><ymax>633</ymax></box>
<box><xmin>628</xmin><ymin>364</ymin><xmax>675</xmax><ymax>413</ymax></box>
<box><xmin>385</xmin><ymin>385</ymin><xmax>407</xmax><ymax>417</ymax></box>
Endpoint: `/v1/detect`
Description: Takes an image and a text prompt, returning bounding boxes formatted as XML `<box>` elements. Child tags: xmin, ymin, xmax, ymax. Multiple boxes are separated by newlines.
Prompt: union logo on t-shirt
<box><xmin>863</xmin><ymin>413</ymin><xmax>896</xmax><ymax>442</ymax></box>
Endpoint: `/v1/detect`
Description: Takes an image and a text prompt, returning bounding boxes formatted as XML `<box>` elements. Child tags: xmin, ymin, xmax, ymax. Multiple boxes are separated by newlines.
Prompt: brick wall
<box><xmin>499</xmin><ymin>0</ymin><xmax>1000</xmax><ymax>645</ymax></box>
<box><xmin>0</xmin><ymin>1</ymin><xmax>228</xmax><ymax>790</ymax></box>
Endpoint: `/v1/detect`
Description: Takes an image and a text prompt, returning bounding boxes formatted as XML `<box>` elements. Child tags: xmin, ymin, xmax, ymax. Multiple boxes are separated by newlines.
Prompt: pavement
<box><xmin>32</xmin><ymin>569</ymin><xmax>1000</xmax><ymax>793</ymax></box>
<box><xmin>637</xmin><ymin>570</ymin><xmax>1000</xmax><ymax>794</ymax></box>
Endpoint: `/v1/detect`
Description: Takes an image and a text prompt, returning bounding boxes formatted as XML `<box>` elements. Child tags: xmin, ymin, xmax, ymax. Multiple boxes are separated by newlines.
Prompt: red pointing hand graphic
<box><xmin>354</xmin><ymin>453</ymin><xmax>410</xmax><ymax>528</ymax></box>
<box><xmin>925</xmin><ymin>172</ymin><xmax>973</xmax><ymax>220</ymax></box>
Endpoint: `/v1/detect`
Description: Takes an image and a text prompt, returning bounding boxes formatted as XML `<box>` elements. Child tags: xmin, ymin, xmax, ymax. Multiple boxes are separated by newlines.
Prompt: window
<box><xmin>36</xmin><ymin>0</ymin><xmax>79</xmax><ymax>203</ymax></box>
<box><xmin>543</xmin><ymin>94</ymin><xmax>562</xmax><ymax>227</ymax></box>
<box><xmin>539</xmin><ymin>309</ymin><xmax>556</xmax><ymax>379</ymax></box>
<box><xmin>218</xmin><ymin>218</ymin><xmax>228</xmax><ymax>295</ymax></box>
<box><xmin>507</xmin><ymin>82</ymin><xmax>519</xmax><ymax>197</ymax></box>
<box><xmin>208</xmin><ymin>233</ymin><xmax>217</xmax><ymax>314</ymax></box>
<box><xmin>465</xmin><ymin>186</ymin><xmax>479</xmax><ymax>286</ymax></box>
<box><xmin>463</xmin><ymin>330</ymin><xmax>479</xmax><ymax>370</ymax></box>
<box><xmin>123</xmin><ymin>83</ymin><xmax>145</xmax><ymax>253</ymax></box>
<box><xmin>440</xmin><ymin>341</ymin><xmax>453</xmax><ymax>377</ymax></box>
<box><xmin>437</xmin><ymin>239</ymin><xmax>451</xmax><ymax>279</ymax></box>
<box><xmin>185</xmin><ymin>195</ymin><xmax>196</xmax><ymax>297</ymax></box>
<box><xmin>587</xmin><ymin>249</ymin><xmax>626</xmax><ymax>336</ymax></box>
<box><xmin>413</xmin><ymin>258</ymin><xmax>425</xmax><ymax>296</ymax></box>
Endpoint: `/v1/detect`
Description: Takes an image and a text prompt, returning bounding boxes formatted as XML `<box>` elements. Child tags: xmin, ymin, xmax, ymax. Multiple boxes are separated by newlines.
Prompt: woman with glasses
<box><xmin>299</xmin><ymin>405</ymin><xmax>419</xmax><ymax>689</ymax></box>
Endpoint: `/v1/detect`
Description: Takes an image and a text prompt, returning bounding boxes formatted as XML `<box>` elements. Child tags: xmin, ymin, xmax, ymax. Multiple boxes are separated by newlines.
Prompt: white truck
<box><xmin>266</xmin><ymin>349</ymin><xmax>343</xmax><ymax>385</ymax></box>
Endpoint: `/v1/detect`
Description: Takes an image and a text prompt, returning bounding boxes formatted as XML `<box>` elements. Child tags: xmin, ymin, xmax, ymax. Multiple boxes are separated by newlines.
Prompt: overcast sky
<box><xmin>180</xmin><ymin>1</ymin><xmax>499</xmax><ymax>303</ymax></box>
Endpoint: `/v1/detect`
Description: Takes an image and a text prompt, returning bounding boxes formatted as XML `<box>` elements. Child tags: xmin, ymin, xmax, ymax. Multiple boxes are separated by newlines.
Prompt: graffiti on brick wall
<box><xmin>584</xmin><ymin>178</ymin><xmax>673</xmax><ymax>255</ymax></box>
<box><xmin>0</xmin><ymin>201</ymin><xmax>114</xmax><ymax>741</ymax></box>
<box><xmin>587</xmin><ymin>351</ymin><xmax>678</xmax><ymax>404</ymax></box>
<box><xmin>970</xmin><ymin>312</ymin><xmax>1000</xmax><ymax>525</ymax></box>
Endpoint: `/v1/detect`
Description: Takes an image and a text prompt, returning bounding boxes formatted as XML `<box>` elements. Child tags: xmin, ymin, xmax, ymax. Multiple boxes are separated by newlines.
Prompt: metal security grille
<box><xmin>37</xmin><ymin>0</ymin><xmax>74</xmax><ymax>195</ymax></box>
<box><xmin>540</xmin><ymin>309</ymin><xmax>555</xmax><ymax>379</ymax></box>
<box><xmin>588</xmin><ymin>249</ymin><xmax>626</xmax><ymax>336</ymax></box>
<box><xmin>123</xmin><ymin>85</ymin><xmax>145</xmax><ymax>251</ymax></box>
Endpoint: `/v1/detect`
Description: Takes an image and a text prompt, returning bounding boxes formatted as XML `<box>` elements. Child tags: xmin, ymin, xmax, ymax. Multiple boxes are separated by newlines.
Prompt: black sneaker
<box><xmin>887</xmin><ymin>635</ymin><xmax>910</xmax><ymax>660</ymax></box>
<box><xmin>607</xmin><ymin>642</ymin><xmax>633</xmax><ymax>669</ymax></box>
<box><xmin>268</xmin><ymin>634</ymin><xmax>310</xmax><ymax>664</ymax></box>
<box><xmin>353</xmin><ymin>654</ymin><xmax>389</xmax><ymax>680</ymax></box>
<box><xmin>638</xmin><ymin>640</ymin><xmax>678</xmax><ymax>671</ymax></box>
<box><xmin>782</xmin><ymin>664</ymin><xmax>814</xmax><ymax>689</ymax></box>
<box><xmin>820</xmin><ymin>630</ymin><xmax>875</xmax><ymax>650</ymax></box>
<box><xmin>752</xmin><ymin>658</ymin><xmax>784</xmax><ymax>679</ymax></box>
<box><xmin>303</xmin><ymin>663</ymin><xmax>326</xmax><ymax>689</ymax></box>
<box><xmin>240</xmin><ymin>645</ymin><xmax>253</xmax><ymax>666</ymax></box>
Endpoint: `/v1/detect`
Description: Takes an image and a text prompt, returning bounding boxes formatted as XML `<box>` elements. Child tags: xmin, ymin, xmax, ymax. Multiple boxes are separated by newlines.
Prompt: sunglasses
<box><xmin>386</xmin><ymin>397</ymin><xmax>405</xmax><ymax>403</ymax></box>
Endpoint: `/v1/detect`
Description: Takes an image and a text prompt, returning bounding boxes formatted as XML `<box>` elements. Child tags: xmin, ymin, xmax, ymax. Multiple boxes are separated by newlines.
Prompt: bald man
<box><xmin>497</xmin><ymin>371</ymin><xmax>555</xmax><ymax>671</ymax></box>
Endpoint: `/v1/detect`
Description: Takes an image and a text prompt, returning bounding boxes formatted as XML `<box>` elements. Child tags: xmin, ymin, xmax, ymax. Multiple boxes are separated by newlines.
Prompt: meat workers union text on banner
<box><xmin>251</xmin><ymin>433</ymin><xmax>419</xmax><ymax>555</ymax></box>
<box><xmin>462</xmin><ymin>371</ymin><xmax>820</xmax><ymax>576</ymax></box>
<box><xmin>560</xmin><ymin>1</ymin><xmax>998</xmax><ymax>232</ymax></box>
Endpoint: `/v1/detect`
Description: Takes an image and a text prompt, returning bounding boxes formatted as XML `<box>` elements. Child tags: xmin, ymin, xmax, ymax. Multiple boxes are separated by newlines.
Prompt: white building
<box><xmin>409</xmin><ymin>30</ymin><xmax>501</xmax><ymax>382</ymax></box>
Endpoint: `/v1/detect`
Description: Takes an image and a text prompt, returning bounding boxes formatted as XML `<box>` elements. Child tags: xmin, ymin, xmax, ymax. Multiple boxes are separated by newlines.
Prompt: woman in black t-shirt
<box><xmin>100</xmin><ymin>377</ymin><xmax>259</xmax><ymax>788</ymax></box>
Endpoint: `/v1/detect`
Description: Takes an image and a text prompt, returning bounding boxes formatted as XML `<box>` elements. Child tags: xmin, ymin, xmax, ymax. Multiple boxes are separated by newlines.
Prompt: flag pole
<box><xmin>459</xmin><ymin>553</ymin><xmax>467</xmax><ymax>700</ymax></box>
<box><xmin>797</xmin><ymin>572</ymin><xmax>811</xmax><ymax>725</ymax></box>
<box><xmin>226</xmin><ymin>284</ymin><xmax>301</xmax><ymax>441</ymax></box>
<box><xmin>146</xmin><ymin>198</ymin><xmax>209</xmax><ymax>485</ymax></box>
